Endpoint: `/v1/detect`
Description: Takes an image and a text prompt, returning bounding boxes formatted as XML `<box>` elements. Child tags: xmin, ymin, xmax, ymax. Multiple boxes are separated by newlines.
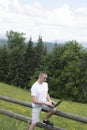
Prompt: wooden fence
<box><xmin>0</xmin><ymin>95</ymin><xmax>87</xmax><ymax>130</ymax></box>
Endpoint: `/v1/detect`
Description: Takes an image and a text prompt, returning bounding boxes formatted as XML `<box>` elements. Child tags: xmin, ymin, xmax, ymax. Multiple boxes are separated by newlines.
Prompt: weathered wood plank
<box><xmin>0</xmin><ymin>95</ymin><xmax>87</xmax><ymax>124</ymax></box>
<box><xmin>0</xmin><ymin>108</ymin><xmax>65</xmax><ymax>130</ymax></box>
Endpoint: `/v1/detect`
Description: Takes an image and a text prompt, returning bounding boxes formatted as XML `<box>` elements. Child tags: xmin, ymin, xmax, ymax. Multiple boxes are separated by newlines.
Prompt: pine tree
<box><xmin>24</xmin><ymin>37</ymin><xmax>35</xmax><ymax>88</ymax></box>
<box><xmin>33</xmin><ymin>35</ymin><xmax>47</xmax><ymax>70</ymax></box>
<box><xmin>6</xmin><ymin>30</ymin><xmax>26</xmax><ymax>87</ymax></box>
<box><xmin>0</xmin><ymin>46</ymin><xmax>8</xmax><ymax>82</ymax></box>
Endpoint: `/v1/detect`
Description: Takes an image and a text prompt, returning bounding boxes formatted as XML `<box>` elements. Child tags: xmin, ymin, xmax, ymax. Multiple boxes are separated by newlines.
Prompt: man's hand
<box><xmin>45</xmin><ymin>101</ymin><xmax>54</xmax><ymax>107</ymax></box>
<box><xmin>51</xmin><ymin>101</ymin><xmax>56</xmax><ymax>105</ymax></box>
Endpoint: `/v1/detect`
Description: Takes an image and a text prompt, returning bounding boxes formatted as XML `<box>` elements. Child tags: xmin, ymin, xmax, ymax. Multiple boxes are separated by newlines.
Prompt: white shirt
<box><xmin>31</xmin><ymin>81</ymin><xmax>48</xmax><ymax>107</ymax></box>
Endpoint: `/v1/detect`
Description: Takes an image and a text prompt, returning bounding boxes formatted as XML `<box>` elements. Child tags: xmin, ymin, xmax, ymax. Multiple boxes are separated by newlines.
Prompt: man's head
<box><xmin>38</xmin><ymin>72</ymin><xmax>48</xmax><ymax>83</ymax></box>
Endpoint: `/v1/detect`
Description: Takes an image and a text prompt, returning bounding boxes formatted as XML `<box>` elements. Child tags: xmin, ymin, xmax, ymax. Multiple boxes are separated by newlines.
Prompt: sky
<box><xmin>0</xmin><ymin>0</ymin><xmax>87</xmax><ymax>47</ymax></box>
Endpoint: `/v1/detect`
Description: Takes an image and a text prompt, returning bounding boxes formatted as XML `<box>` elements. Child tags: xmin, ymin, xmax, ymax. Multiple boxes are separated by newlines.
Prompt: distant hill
<box><xmin>43</xmin><ymin>42</ymin><xmax>55</xmax><ymax>51</ymax></box>
<box><xmin>0</xmin><ymin>38</ymin><xmax>55</xmax><ymax>51</ymax></box>
<box><xmin>0</xmin><ymin>39</ymin><xmax>7</xmax><ymax>46</ymax></box>
<box><xmin>44</xmin><ymin>41</ymin><xmax>65</xmax><ymax>51</ymax></box>
<box><xmin>0</xmin><ymin>38</ymin><xmax>87</xmax><ymax>51</ymax></box>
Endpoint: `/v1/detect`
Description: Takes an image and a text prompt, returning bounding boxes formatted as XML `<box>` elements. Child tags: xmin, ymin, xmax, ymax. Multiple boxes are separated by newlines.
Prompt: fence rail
<box><xmin>0</xmin><ymin>95</ymin><xmax>87</xmax><ymax>124</ymax></box>
<box><xmin>0</xmin><ymin>108</ymin><xmax>64</xmax><ymax>130</ymax></box>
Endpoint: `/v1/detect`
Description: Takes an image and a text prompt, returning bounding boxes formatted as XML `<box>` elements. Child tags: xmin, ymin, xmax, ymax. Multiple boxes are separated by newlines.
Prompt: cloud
<box><xmin>0</xmin><ymin>0</ymin><xmax>87</xmax><ymax>47</ymax></box>
<box><xmin>73</xmin><ymin>8</ymin><xmax>87</xmax><ymax>28</ymax></box>
<box><xmin>0</xmin><ymin>0</ymin><xmax>10</xmax><ymax>10</ymax></box>
<box><xmin>8</xmin><ymin>0</ymin><xmax>23</xmax><ymax>13</ymax></box>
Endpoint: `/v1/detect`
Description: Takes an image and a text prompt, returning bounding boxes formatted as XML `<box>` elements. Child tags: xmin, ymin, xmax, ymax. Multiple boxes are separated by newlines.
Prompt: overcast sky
<box><xmin>0</xmin><ymin>0</ymin><xmax>87</xmax><ymax>47</ymax></box>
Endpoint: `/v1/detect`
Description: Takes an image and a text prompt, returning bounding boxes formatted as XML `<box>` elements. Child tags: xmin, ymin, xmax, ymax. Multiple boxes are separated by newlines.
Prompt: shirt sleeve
<box><xmin>46</xmin><ymin>82</ymin><xmax>48</xmax><ymax>92</ymax></box>
<box><xmin>31</xmin><ymin>85</ymin><xmax>37</xmax><ymax>96</ymax></box>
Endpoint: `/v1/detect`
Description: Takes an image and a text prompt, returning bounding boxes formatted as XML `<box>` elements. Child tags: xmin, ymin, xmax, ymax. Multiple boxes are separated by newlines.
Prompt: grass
<box><xmin>0</xmin><ymin>82</ymin><xmax>87</xmax><ymax>130</ymax></box>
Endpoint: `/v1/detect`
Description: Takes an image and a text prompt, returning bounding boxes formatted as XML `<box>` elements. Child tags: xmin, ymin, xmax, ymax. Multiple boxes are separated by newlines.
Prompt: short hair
<box><xmin>39</xmin><ymin>72</ymin><xmax>47</xmax><ymax>77</ymax></box>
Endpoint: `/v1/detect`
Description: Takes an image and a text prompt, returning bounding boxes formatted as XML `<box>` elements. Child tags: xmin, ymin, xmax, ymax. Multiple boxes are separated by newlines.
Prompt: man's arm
<box><xmin>46</xmin><ymin>93</ymin><xmax>52</xmax><ymax>102</ymax></box>
<box><xmin>32</xmin><ymin>95</ymin><xmax>53</xmax><ymax>107</ymax></box>
<box><xmin>46</xmin><ymin>93</ymin><xmax>56</xmax><ymax>105</ymax></box>
<box><xmin>32</xmin><ymin>96</ymin><xmax>45</xmax><ymax>105</ymax></box>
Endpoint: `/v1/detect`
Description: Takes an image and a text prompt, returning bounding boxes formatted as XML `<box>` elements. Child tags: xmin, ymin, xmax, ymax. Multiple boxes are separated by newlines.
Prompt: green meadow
<box><xmin>0</xmin><ymin>82</ymin><xmax>87</xmax><ymax>130</ymax></box>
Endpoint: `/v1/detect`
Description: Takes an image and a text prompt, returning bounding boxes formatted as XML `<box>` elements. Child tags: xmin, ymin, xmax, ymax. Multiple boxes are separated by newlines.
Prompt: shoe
<box><xmin>43</xmin><ymin>120</ymin><xmax>53</xmax><ymax>127</ymax></box>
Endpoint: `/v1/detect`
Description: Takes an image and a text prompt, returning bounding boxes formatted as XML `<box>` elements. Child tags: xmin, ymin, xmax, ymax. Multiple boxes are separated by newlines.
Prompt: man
<box><xmin>29</xmin><ymin>72</ymin><xmax>56</xmax><ymax>130</ymax></box>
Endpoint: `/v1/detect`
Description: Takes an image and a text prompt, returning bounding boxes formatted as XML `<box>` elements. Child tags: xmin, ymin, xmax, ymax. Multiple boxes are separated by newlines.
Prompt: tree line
<box><xmin>0</xmin><ymin>30</ymin><xmax>87</xmax><ymax>103</ymax></box>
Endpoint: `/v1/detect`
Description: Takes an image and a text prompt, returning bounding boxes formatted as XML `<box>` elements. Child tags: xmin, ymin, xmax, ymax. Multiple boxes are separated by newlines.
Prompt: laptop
<box><xmin>51</xmin><ymin>99</ymin><xmax>63</xmax><ymax>108</ymax></box>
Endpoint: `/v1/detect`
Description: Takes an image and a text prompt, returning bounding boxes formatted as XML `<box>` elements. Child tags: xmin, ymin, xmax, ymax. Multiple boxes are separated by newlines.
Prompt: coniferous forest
<box><xmin>0</xmin><ymin>30</ymin><xmax>87</xmax><ymax>103</ymax></box>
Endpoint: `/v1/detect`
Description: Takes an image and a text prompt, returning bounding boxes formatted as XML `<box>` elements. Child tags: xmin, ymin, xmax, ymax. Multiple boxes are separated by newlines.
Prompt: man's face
<box><xmin>40</xmin><ymin>74</ymin><xmax>47</xmax><ymax>82</ymax></box>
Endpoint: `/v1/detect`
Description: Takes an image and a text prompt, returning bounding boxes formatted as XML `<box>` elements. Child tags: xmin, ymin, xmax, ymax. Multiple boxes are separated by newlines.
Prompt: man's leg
<box><xmin>29</xmin><ymin>106</ymin><xmax>42</xmax><ymax>130</ymax></box>
<box><xmin>42</xmin><ymin>105</ymin><xmax>56</xmax><ymax>126</ymax></box>
<box><xmin>44</xmin><ymin>108</ymin><xmax>56</xmax><ymax>121</ymax></box>
<box><xmin>29</xmin><ymin>123</ymin><xmax>36</xmax><ymax>130</ymax></box>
